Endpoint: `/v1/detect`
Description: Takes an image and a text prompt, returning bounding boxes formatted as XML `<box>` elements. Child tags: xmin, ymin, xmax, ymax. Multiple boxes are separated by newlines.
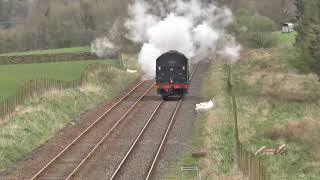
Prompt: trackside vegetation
<box><xmin>196</xmin><ymin>6</ymin><xmax>320</xmax><ymax>179</ymax></box>
<box><xmin>199</xmin><ymin>61</ymin><xmax>239</xmax><ymax>179</ymax></box>
<box><xmin>225</xmin><ymin>7</ymin><xmax>320</xmax><ymax>179</ymax></box>
<box><xmin>232</xmin><ymin>45</ymin><xmax>320</xmax><ymax>179</ymax></box>
<box><xmin>0</xmin><ymin>64</ymin><xmax>138</xmax><ymax>172</ymax></box>
<box><xmin>0</xmin><ymin>59</ymin><xmax>118</xmax><ymax>103</ymax></box>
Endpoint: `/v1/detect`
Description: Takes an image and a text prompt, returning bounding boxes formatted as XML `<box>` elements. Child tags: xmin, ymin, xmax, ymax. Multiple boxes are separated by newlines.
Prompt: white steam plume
<box><xmin>126</xmin><ymin>0</ymin><xmax>241</xmax><ymax>79</ymax></box>
<box><xmin>91</xmin><ymin>37</ymin><xmax>116</xmax><ymax>58</ymax></box>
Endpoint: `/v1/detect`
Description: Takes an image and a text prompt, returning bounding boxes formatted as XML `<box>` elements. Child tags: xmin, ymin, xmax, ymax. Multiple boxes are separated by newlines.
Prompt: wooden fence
<box><xmin>227</xmin><ymin>64</ymin><xmax>271</xmax><ymax>180</ymax></box>
<box><xmin>0</xmin><ymin>63</ymin><xmax>116</xmax><ymax>121</ymax></box>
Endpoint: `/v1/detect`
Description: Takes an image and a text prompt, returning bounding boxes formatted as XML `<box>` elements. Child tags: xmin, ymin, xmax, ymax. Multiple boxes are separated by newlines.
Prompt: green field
<box><xmin>272</xmin><ymin>31</ymin><xmax>298</xmax><ymax>47</ymax></box>
<box><xmin>0</xmin><ymin>46</ymin><xmax>90</xmax><ymax>57</ymax></box>
<box><xmin>0</xmin><ymin>59</ymin><xmax>118</xmax><ymax>103</ymax></box>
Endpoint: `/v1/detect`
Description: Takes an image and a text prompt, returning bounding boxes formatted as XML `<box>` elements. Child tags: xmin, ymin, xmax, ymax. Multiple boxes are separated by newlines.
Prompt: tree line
<box><xmin>295</xmin><ymin>0</ymin><xmax>320</xmax><ymax>79</ymax></box>
<box><xmin>0</xmin><ymin>0</ymin><xmax>130</xmax><ymax>54</ymax></box>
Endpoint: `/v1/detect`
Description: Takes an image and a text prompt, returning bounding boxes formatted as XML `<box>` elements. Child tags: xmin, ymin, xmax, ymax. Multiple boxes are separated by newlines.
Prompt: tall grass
<box><xmin>232</xmin><ymin>45</ymin><xmax>320</xmax><ymax>179</ymax></box>
<box><xmin>199</xmin><ymin>62</ymin><xmax>238</xmax><ymax>179</ymax></box>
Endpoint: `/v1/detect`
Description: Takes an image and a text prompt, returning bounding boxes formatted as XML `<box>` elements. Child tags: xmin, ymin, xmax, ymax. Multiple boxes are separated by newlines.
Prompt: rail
<box><xmin>30</xmin><ymin>81</ymin><xmax>152</xmax><ymax>179</ymax></box>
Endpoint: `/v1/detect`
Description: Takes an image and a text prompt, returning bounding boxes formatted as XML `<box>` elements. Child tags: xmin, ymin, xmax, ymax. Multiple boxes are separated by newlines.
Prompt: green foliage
<box><xmin>0</xmin><ymin>1</ymin><xmax>130</xmax><ymax>53</ymax></box>
<box><xmin>271</xmin><ymin>31</ymin><xmax>298</xmax><ymax>47</ymax></box>
<box><xmin>232</xmin><ymin>47</ymin><xmax>320</xmax><ymax>179</ymax></box>
<box><xmin>240</xmin><ymin>32</ymin><xmax>277</xmax><ymax>48</ymax></box>
<box><xmin>231</xmin><ymin>8</ymin><xmax>276</xmax><ymax>33</ymax></box>
<box><xmin>229</xmin><ymin>8</ymin><xmax>277</xmax><ymax>49</ymax></box>
<box><xmin>295</xmin><ymin>0</ymin><xmax>320</xmax><ymax>79</ymax></box>
<box><xmin>0</xmin><ymin>60</ymin><xmax>119</xmax><ymax>103</ymax></box>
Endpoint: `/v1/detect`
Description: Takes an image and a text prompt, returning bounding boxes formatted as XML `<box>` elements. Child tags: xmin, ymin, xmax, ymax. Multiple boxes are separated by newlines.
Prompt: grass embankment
<box><xmin>232</xmin><ymin>32</ymin><xmax>320</xmax><ymax>179</ymax></box>
<box><xmin>192</xmin><ymin>32</ymin><xmax>320</xmax><ymax>179</ymax></box>
<box><xmin>0</xmin><ymin>59</ymin><xmax>118</xmax><ymax>103</ymax></box>
<box><xmin>161</xmin><ymin>62</ymin><xmax>237</xmax><ymax>179</ymax></box>
<box><xmin>0</xmin><ymin>46</ymin><xmax>90</xmax><ymax>57</ymax></box>
<box><xmin>199</xmin><ymin>61</ymin><xmax>238</xmax><ymax>179</ymax></box>
<box><xmin>0</xmin><ymin>58</ymin><xmax>138</xmax><ymax>171</ymax></box>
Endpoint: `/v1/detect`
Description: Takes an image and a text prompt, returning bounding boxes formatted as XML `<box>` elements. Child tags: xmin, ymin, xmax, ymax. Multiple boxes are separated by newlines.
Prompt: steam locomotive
<box><xmin>155</xmin><ymin>50</ymin><xmax>190</xmax><ymax>100</ymax></box>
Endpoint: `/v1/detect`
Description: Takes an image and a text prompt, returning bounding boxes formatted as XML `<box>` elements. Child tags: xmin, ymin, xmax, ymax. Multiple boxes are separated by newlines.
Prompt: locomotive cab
<box><xmin>155</xmin><ymin>50</ymin><xmax>190</xmax><ymax>100</ymax></box>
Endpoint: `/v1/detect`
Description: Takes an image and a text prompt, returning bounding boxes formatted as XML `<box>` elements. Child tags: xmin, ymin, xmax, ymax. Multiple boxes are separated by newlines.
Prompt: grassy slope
<box><xmin>0</xmin><ymin>63</ymin><xmax>138</xmax><ymax>171</ymax></box>
<box><xmin>199</xmin><ymin>62</ymin><xmax>238</xmax><ymax>179</ymax></box>
<box><xmin>0</xmin><ymin>59</ymin><xmax>119</xmax><ymax>103</ymax></box>
<box><xmin>0</xmin><ymin>46</ymin><xmax>90</xmax><ymax>56</ymax></box>
<box><xmin>232</xmin><ymin>32</ymin><xmax>320</xmax><ymax>179</ymax></box>
<box><xmin>162</xmin><ymin>62</ymin><xmax>237</xmax><ymax>179</ymax></box>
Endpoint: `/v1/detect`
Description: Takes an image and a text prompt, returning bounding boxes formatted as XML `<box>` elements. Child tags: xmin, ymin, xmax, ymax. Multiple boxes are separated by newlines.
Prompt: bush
<box><xmin>251</xmin><ymin>14</ymin><xmax>276</xmax><ymax>32</ymax></box>
<box><xmin>229</xmin><ymin>8</ymin><xmax>278</xmax><ymax>49</ymax></box>
<box><xmin>241</xmin><ymin>32</ymin><xmax>277</xmax><ymax>48</ymax></box>
<box><xmin>230</xmin><ymin>8</ymin><xmax>276</xmax><ymax>34</ymax></box>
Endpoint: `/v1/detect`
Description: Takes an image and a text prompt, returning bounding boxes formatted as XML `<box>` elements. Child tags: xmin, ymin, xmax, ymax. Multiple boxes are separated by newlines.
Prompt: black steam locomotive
<box><xmin>155</xmin><ymin>50</ymin><xmax>190</xmax><ymax>100</ymax></box>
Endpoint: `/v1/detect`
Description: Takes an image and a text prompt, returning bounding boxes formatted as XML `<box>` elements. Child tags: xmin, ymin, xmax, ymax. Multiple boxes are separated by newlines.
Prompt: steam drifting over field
<box><xmin>126</xmin><ymin>0</ymin><xmax>241</xmax><ymax>79</ymax></box>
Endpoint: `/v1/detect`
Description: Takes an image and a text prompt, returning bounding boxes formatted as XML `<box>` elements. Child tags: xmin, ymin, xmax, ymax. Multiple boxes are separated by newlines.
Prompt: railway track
<box><xmin>108</xmin><ymin>64</ymin><xmax>198</xmax><ymax>180</ymax></box>
<box><xmin>31</xmin><ymin>64</ymin><xmax>198</xmax><ymax>180</ymax></box>
<box><xmin>30</xmin><ymin>80</ymin><xmax>155</xmax><ymax>180</ymax></box>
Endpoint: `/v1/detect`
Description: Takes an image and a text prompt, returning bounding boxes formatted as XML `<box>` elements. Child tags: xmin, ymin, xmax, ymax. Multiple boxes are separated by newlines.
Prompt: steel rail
<box><xmin>145</xmin><ymin>99</ymin><xmax>182</xmax><ymax>180</ymax></box>
<box><xmin>65</xmin><ymin>83</ymin><xmax>155</xmax><ymax>180</ymax></box>
<box><xmin>30</xmin><ymin>81</ymin><xmax>147</xmax><ymax>180</ymax></box>
<box><xmin>145</xmin><ymin>63</ymin><xmax>199</xmax><ymax>180</ymax></box>
<box><xmin>109</xmin><ymin>100</ymin><xmax>164</xmax><ymax>180</ymax></box>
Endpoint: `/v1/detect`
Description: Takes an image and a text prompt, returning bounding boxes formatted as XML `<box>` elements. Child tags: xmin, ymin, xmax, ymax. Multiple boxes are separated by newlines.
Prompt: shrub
<box><xmin>241</xmin><ymin>32</ymin><xmax>277</xmax><ymax>48</ymax></box>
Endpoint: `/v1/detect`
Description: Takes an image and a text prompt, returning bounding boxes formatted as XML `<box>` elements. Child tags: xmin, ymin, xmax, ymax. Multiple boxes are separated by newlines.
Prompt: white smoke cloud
<box><xmin>125</xmin><ymin>0</ymin><xmax>241</xmax><ymax>78</ymax></box>
<box><xmin>138</xmin><ymin>44</ymin><xmax>161</xmax><ymax>79</ymax></box>
<box><xmin>147</xmin><ymin>14</ymin><xmax>194</xmax><ymax>57</ymax></box>
<box><xmin>91</xmin><ymin>37</ymin><xmax>116</xmax><ymax>58</ymax></box>
<box><xmin>125</xmin><ymin>0</ymin><xmax>158</xmax><ymax>43</ymax></box>
<box><xmin>223</xmin><ymin>37</ymin><xmax>242</xmax><ymax>64</ymax></box>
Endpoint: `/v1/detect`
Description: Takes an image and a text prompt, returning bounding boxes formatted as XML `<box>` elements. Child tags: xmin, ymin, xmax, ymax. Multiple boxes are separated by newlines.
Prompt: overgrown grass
<box><xmin>0</xmin><ymin>65</ymin><xmax>138</xmax><ymax>172</ymax></box>
<box><xmin>0</xmin><ymin>46</ymin><xmax>90</xmax><ymax>56</ymax></box>
<box><xmin>0</xmin><ymin>59</ymin><xmax>119</xmax><ymax>103</ymax></box>
<box><xmin>199</xmin><ymin>62</ymin><xmax>238</xmax><ymax>179</ymax></box>
<box><xmin>232</xmin><ymin>41</ymin><xmax>320</xmax><ymax>179</ymax></box>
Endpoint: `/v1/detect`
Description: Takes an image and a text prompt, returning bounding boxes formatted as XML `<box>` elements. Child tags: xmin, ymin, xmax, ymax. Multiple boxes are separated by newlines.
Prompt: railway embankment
<box><xmin>197</xmin><ymin>45</ymin><xmax>320</xmax><ymax>179</ymax></box>
<box><xmin>0</xmin><ymin>63</ymin><xmax>138</xmax><ymax>175</ymax></box>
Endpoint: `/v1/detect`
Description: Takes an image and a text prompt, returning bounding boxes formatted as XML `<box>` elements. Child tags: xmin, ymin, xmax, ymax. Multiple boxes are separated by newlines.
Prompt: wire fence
<box><xmin>0</xmin><ymin>63</ymin><xmax>116</xmax><ymax>121</ymax></box>
<box><xmin>226</xmin><ymin>64</ymin><xmax>271</xmax><ymax>180</ymax></box>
